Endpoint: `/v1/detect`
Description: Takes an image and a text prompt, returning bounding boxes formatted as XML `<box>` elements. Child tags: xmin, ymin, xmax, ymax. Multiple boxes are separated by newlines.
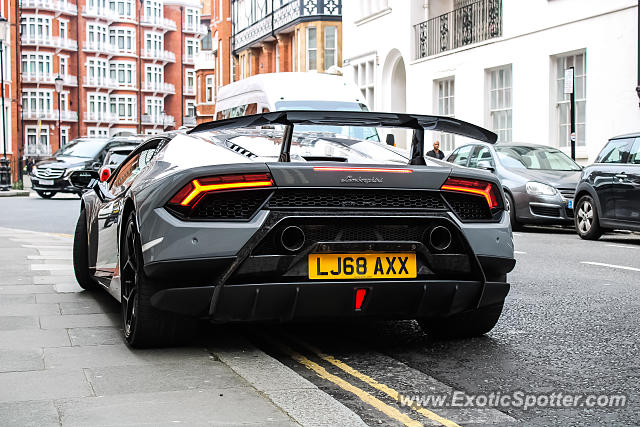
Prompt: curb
<box><xmin>0</xmin><ymin>190</ymin><xmax>30</xmax><ymax>197</ymax></box>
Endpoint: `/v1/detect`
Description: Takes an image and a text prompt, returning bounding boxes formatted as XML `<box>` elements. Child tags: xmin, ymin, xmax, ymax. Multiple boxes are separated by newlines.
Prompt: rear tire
<box><xmin>575</xmin><ymin>195</ymin><xmax>603</xmax><ymax>240</ymax></box>
<box><xmin>36</xmin><ymin>190</ymin><xmax>56</xmax><ymax>199</ymax></box>
<box><xmin>418</xmin><ymin>303</ymin><xmax>504</xmax><ymax>338</ymax></box>
<box><xmin>505</xmin><ymin>192</ymin><xmax>522</xmax><ymax>231</ymax></box>
<box><xmin>73</xmin><ymin>209</ymin><xmax>100</xmax><ymax>291</ymax></box>
<box><xmin>120</xmin><ymin>212</ymin><xmax>197</xmax><ymax>348</ymax></box>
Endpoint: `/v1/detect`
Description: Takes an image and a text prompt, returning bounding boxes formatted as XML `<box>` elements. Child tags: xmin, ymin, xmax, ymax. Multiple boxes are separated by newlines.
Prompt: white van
<box><xmin>214</xmin><ymin>72</ymin><xmax>380</xmax><ymax>142</ymax></box>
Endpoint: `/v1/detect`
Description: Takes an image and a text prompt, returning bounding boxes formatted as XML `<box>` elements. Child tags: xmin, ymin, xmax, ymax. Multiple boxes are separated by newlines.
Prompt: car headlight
<box><xmin>525</xmin><ymin>181</ymin><xmax>557</xmax><ymax>196</ymax></box>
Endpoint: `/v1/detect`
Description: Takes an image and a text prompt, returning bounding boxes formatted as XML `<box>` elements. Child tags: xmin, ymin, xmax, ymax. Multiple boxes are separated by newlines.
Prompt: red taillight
<box><xmin>313</xmin><ymin>166</ymin><xmax>413</xmax><ymax>174</ymax></box>
<box><xmin>355</xmin><ymin>288</ymin><xmax>367</xmax><ymax>311</ymax></box>
<box><xmin>168</xmin><ymin>173</ymin><xmax>274</xmax><ymax>208</ymax></box>
<box><xmin>441</xmin><ymin>177</ymin><xmax>499</xmax><ymax>209</ymax></box>
<box><xmin>99</xmin><ymin>167</ymin><xmax>111</xmax><ymax>182</ymax></box>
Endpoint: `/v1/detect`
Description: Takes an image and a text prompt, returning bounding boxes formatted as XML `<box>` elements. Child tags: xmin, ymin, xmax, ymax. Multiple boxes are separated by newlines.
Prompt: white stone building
<box><xmin>342</xmin><ymin>0</ymin><xmax>639</xmax><ymax>163</ymax></box>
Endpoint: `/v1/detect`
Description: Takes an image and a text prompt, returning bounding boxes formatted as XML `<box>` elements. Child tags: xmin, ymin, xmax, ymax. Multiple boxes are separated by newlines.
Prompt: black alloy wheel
<box><xmin>120</xmin><ymin>217</ymin><xmax>140</xmax><ymax>341</ymax></box>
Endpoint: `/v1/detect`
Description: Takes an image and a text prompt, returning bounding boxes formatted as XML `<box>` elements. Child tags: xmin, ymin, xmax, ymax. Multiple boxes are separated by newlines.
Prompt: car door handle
<box><xmin>615</xmin><ymin>173</ymin><xmax>627</xmax><ymax>179</ymax></box>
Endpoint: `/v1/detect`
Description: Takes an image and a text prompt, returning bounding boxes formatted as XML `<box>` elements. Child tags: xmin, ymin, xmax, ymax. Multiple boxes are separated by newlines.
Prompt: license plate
<box><xmin>308</xmin><ymin>253</ymin><xmax>417</xmax><ymax>280</ymax></box>
<box><xmin>39</xmin><ymin>179</ymin><xmax>54</xmax><ymax>185</ymax></box>
<box><xmin>567</xmin><ymin>199</ymin><xmax>573</xmax><ymax>209</ymax></box>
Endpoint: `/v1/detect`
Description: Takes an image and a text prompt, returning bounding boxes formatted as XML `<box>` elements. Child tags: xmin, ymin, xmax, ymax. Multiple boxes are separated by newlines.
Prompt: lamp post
<box><xmin>54</xmin><ymin>76</ymin><xmax>64</xmax><ymax>148</ymax></box>
<box><xmin>0</xmin><ymin>17</ymin><xmax>10</xmax><ymax>191</ymax></box>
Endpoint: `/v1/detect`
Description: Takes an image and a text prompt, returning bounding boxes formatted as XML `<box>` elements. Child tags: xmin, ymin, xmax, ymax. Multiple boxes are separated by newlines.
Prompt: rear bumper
<box><xmin>149</xmin><ymin>279</ymin><xmax>510</xmax><ymax>322</ymax></box>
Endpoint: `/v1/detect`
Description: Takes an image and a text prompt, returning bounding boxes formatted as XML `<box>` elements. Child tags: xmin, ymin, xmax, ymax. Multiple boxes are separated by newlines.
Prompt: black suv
<box><xmin>574</xmin><ymin>133</ymin><xmax>640</xmax><ymax>239</ymax></box>
<box><xmin>30</xmin><ymin>136</ymin><xmax>143</xmax><ymax>198</ymax></box>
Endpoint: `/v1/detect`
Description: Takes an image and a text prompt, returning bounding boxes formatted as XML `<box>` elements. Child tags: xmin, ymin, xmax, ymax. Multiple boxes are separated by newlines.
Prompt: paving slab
<box><xmin>0</xmin><ymin>400</ymin><xmax>60</xmax><ymax>427</ymax></box>
<box><xmin>0</xmin><ymin>369</ymin><xmax>93</xmax><ymax>402</ymax></box>
<box><xmin>0</xmin><ymin>303</ymin><xmax>60</xmax><ymax>316</ymax></box>
<box><xmin>0</xmin><ymin>348</ymin><xmax>45</xmax><ymax>372</ymax></box>
<box><xmin>36</xmin><ymin>292</ymin><xmax>98</xmax><ymax>303</ymax></box>
<box><xmin>0</xmin><ymin>315</ymin><xmax>40</xmax><ymax>330</ymax></box>
<box><xmin>39</xmin><ymin>313</ymin><xmax>119</xmax><ymax>329</ymax></box>
<box><xmin>33</xmin><ymin>275</ymin><xmax>76</xmax><ymax>285</ymax></box>
<box><xmin>68</xmin><ymin>327</ymin><xmax>123</xmax><ymax>346</ymax></box>
<box><xmin>56</xmin><ymin>388</ymin><xmax>297</xmax><ymax>427</ymax></box>
<box><xmin>0</xmin><ymin>285</ymin><xmax>56</xmax><ymax>294</ymax></box>
<box><xmin>0</xmin><ymin>294</ymin><xmax>36</xmax><ymax>304</ymax></box>
<box><xmin>28</xmin><ymin>254</ymin><xmax>73</xmax><ymax>260</ymax></box>
<box><xmin>60</xmin><ymin>300</ymin><xmax>119</xmax><ymax>315</ymax></box>
<box><xmin>0</xmin><ymin>329</ymin><xmax>71</xmax><ymax>349</ymax></box>
<box><xmin>54</xmin><ymin>282</ymin><xmax>84</xmax><ymax>293</ymax></box>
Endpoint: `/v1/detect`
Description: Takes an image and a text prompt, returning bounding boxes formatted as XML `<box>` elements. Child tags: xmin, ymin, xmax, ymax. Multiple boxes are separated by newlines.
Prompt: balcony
<box><xmin>84</xmin><ymin>111</ymin><xmax>117</xmax><ymax>123</ymax></box>
<box><xmin>25</xmin><ymin>143</ymin><xmax>52</xmax><ymax>157</ymax></box>
<box><xmin>20</xmin><ymin>73</ymin><xmax>77</xmax><ymax>86</ymax></box>
<box><xmin>183</xmin><ymin>23</ymin><xmax>208</xmax><ymax>35</ymax></box>
<box><xmin>182</xmin><ymin>55</ymin><xmax>195</xmax><ymax>65</ymax></box>
<box><xmin>183</xmin><ymin>116</ymin><xmax>197</xmax><ymax>127</ymax></box>
<box><xmin>142</xmin><ymin>114</ymin><xmax>175</xmax><ymax>127</ymax></box>
<box><xmin>232</xmin><ymin>0</ymin><xmax>341</xmax><ymax>52</ymax></box>
<box><xmin>83</xmin><ymin>76</ymin><xmax>119</xmax><ymax>90</ymax></box>
<box><xmin>142</xmin><ymin>81</ymin><xmax>176</xmax><ymax>94</ymax></box>
<box><xmin>183</xmin><ymin>85</ymin><xmax>196</xmax><ymax>96</ymax></box>
<box><xmin>21</xmin><ymin>35</ymin><xmax>78</xmax><ymax>51</ymax></box>
<box><xmin>82</xmin><ymin>6</ymin><xmax>120</xmax><ymax>22</ymax></box>
<box><xmin>20</xmin><ymin>0</ymin><xmax>78</xmax><ymax>15</ymax></box>
<box><xmin>414</xmin><ymin>0</ymin><xmax>502</xmax><ymax>59</ymax></box>
<box><xmin>141</xmin><ymin>49</ymin><xmax>176</xmax><ymax>63</ymax></box>
<box><xmin>194</xmin><ymin>50</ymin><xmax>215</xmax><ymax>71</ymax></box>
<box><xmin>83</xmin><ymin>41</ymin><xmax>120</xmax><ymax>56</ymax></box>
<box><xmin>22</xmin><ymin>110</ymin><xmax>77</xmax><ymax>121</ymax></box>
<box><xmin>140</xmin><ymin>15</ymin><xmax>177</xmax><ymax>31</ymax></box>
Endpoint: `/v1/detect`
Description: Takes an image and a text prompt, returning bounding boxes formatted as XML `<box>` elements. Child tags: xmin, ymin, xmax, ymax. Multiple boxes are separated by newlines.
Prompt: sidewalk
<box><xmin>0</xmin><ymin>227</ymin><xmax>365</xmax><ymax>426</ymax></box>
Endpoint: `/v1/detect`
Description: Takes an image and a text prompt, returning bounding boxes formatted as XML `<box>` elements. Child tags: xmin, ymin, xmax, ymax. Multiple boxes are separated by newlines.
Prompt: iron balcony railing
<box><xmin>415</xmin><ymin>0</ymin><xmax>502</xmax><ymax>59</ymax></box>
<box><xmin>232</xmin><ymin>0</ymin><xmax>341</xmax><ymax>52</ymax></box>
<box><xmin>142</xmin><ymin>114</ymin><xmax>175</xmax><ymax>127</ymax></box>
<box><xmin>140</xmin><ymin>15</ymin><xmax>177</xmax><ymax>31</ymax></box>
<box><xmin>25</xmin><ymin>143</ymin><xmax>52</xmax><ymax>157</ymax></box>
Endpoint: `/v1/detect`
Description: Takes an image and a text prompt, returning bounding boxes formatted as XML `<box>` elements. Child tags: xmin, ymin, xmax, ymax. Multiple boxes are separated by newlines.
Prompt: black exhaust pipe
<box><xmin>280</xmin><ymin>226</ymin><xmax>306</xmax><ymax>252</ymax></box>
<box><xmin>428</xmin><ymin>226</ymin><xmax>452</xmax><ymax>251</ymax></box>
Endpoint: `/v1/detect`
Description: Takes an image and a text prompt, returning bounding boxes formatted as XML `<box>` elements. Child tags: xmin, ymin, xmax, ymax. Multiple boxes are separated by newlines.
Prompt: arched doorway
<box><xmin>382</xmin><ymin>50</ymin><xmax>407</xmax><ymax>147</ymax></box>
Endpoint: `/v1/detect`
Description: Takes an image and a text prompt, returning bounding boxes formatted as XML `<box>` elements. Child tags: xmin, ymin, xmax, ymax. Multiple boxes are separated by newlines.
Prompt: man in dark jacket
<box><xmin>426</xmin><ymin>140</ymin><xmax>445</xmax><ymax>160</ymax></box>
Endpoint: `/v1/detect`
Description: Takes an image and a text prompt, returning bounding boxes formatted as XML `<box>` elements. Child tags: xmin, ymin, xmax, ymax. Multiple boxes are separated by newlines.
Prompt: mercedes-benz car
<box><xmin>73</xmin><ymin>111</ymin><xmax>515</xmax><ymax>348</ymax></box>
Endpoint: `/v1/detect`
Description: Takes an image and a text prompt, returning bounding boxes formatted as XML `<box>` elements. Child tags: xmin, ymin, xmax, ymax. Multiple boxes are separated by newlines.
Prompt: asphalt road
<box><xmin>2</xmin><ymin>194</ymin><xmax>638</xmax><ymax>425</ymax></box>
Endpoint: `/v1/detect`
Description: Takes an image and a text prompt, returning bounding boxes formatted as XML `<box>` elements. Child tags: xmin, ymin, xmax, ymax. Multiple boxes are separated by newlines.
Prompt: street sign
<box><xmin>564</xmin><ymin>68</ymin><xmax>574</xmax><ymax>94</ymax></box>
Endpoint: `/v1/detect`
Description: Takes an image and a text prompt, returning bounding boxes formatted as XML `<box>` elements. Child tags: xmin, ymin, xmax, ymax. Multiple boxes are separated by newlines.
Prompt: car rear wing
<box><xmin>189</xmin><ymin>110</ymin><xmax>498</xmax><ymax>165</ymax></box>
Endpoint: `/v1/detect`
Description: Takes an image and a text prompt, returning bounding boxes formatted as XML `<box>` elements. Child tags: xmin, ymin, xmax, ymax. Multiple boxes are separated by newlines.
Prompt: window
<box><xmin>436</xmin><ymin>77</ymin><xmax>455</xmax><ymax>151</ymax></box>
<box><xmin>110</xmin><ymin>62</ymin><xmax>135</xmax><ymax>87</ymax></box>
<box><xmin>352</xmin><ymin>59</ymin><xmax>375</xmax><ymax>109</ymax></box>
<box><xmin>201</xmin><ymin>26</ymin><xmax>212</xmax><ymax>50</ymax></box>
<box><xmin>110</xmin><ymin>95</ymin><xmax>136</xmax><ymax>120</ymax></box>
<box><xmin>110</xmin><ymin>27</ymin><xmax>135</xmax><ymax>53</ymax></box>
<box><xmin>88</xmin><ymin>93</ymin><xmax>109</xmax><ymax>118</ymax></box>
<box><xmin>275</xmin><ymin>42</ymin><xmax>280</xmax><ymax>73</ymax></box>
<box><xmin>59</xmin><ymin>20</ymin><xmax>68</xmax><ymax>39</ymax></box>
<box><xmin>26</xmin><ymin>126</ymin><xmax>50</xmax><ymax>155</ymax></box>
<box><xmin>185</xmin><ymin>38</ymin><xmax>199</xmax><ymax>58</ymax></box>
<box><xmin>145</xmin><ymin>64</ymin><xmax>163</xmax><ymax>85</ymax></box>
<box><xmin>555</xmin><ymin>51</ymin><xmax>586</xmax><ymax>148</ymax></box>
<box><xmin>144</xmin><ymin>0</ymin><xmax>162</xmax><ymax>19</ymax></box>
<box><xmin>110</xmin><ymin>147</ymin><xmax>157</xmax><ymax>193</ymax></box>
<box><xmin>145</xmin><ymin>97</ymin><xmax>164</xmax><ymax>117</ymax></box>
<box><xmin>186</xmin><ymin>100</ymin><xmax>195</xmax><ymax>117</ymax></box>
<box><xmin>186</xmin><ymin>69</ymin><xmax>195</xmax><ymax>92</ymax></box>
<box><xmin>450</xmin><ymin>145</ymin><xmax>472</xmax><ymax>167</ymax></box>
<box><xmin>185</xmin><ymin>8</ymin><xmax>199</xmax><ymax>28</ymax></box>
<box><xmin>205</xmin><ymin>75</ymin><xmax>214</xmax><ymax>102</ymax></box>
<box><xmin>468</xmin><ymin>146</ymin><xmax>495</xmax><ymax>169</ymax></box>
<box><xmin>109</xmin><ymin>0</ymin><xmax>134</xmax><ymax>17</ymax></box>
<box><xmin>21</xmin><ymin>16</ymin><xmax>52</xmax><ymax>38</ymax></box>
<box><xmin>87</xmin><ymin>58</ymin><xmax>109</xmax><ymax>82</ymax></box>
<box><xmin>60</xmin><ymin>92</ymin><xmax>68</xmax><ymax>111</ymax></box>
<box><xmin>324</xmin><ymin>26</ymin><xmax>337</xmax><ymax>70</ymax></box>
<box><xmin>306</xmin><ymin>27</ymin><xmax>317</xmax><ymax>71</ymax></box>
<box><xmin>88</xmin><ymin>127</ymin><xmax>109</xmax><ymax>137</ymax></box>
<box><xmin>21</xmin><ymin>53</ymin><xmax>52</xmax><ymax>75</ymax></box>
<box><xmin>145</xmin><ymin>31</ymin><xmax>163</xmax><ymax>52</ymax></box>
<box><xmin>628</xmin><ymin>138</ymin><xmax>640</xmax><ymax>165</ymax></box>
<box><xmin>60</xmin><ymin>128</ymin><xmax>69</xmax><ymax>147</ymax></box>
<box><xmin>87</xmin><ymin>23</ymin><xmax>109</xmax><ymax>48</ymax></box>
<box><xmin>487</xmin><ymin>65</ymin><xmax>512</xmax><ymax>142</ymax></box>
<box><xmin>596</xmin><ymin>138</ymin><xmax>633</xmax><ymax>164</ymax></box>
<box><xmin>22</xmin><ymin>90</ymin><xmax>53</xmax><ymax>114</ymax></box>
<box><xmin>59</xmin><ymin>56</ymin><xmax>68</xmax><ymax>75</ymax></box>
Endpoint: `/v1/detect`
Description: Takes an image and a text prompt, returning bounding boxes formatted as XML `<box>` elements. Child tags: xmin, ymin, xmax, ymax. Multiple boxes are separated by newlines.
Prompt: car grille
<box><xmin>531</xmin><ymin>205</ymin><xmax>561</xmax><ymax>217</ymax></box>
<box><xmin>267</xmin><ymin>189</ymin><xmax>446</xmax><ymax>211</ymax></box>
<box><xmin>443</xmin><ymin>193</ymin><xmax>492</xmax><ymax>221</ymax></box>
<box><xmin>189</xmin><ymin>190</ymin><xmax>272</xmax><ymax>220</ymax></box>
<box><xmin>34</xmin><ymin>167</ymin><xmax>65</xmax><ymax>179</ymax></box>
<box><xmin>558</xmin><ymin>187</ymin><xmax>576</xmax><ymax>199</ymax></box>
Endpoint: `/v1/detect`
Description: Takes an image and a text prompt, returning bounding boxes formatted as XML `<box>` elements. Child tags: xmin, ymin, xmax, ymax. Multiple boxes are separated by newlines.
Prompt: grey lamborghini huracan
<box><xmin>73</xmin><ymin>111</ymin><xmax>515</xmax><ymax>347</ymax></box>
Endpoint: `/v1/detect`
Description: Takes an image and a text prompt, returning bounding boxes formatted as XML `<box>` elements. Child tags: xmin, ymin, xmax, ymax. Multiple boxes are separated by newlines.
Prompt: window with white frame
<box><xmin>110</xmin><ymin>62</ymin><xmax>135</xmax><ymax>87</ymax></box>
<box><xmin>352</xmin><ymin>59</ymin><xmax>375</xmax><ymax>109</ymax></box>
<box><xmin>555</xmin><ymin>51</ymin><xmax>586</xmax><ymax>148</ymax></box>
<box><xmin>60</xmin><ymin>127</ymin><xmax>69</xmax><ymax>147</ymax></box>
<box><xmin>87</xmin><ymin>0</ymin><xmax>107</xmax><ymax>10</ymax></box>
<box><xmin>109</xmin><ymin>0</ymin><xmax>134</xmax><ymax>18</ymax></box>
<box><xmin>185</xmin><ymin>8</ymin><xmax>199</xmax><ymax>28</ymax></box>
<box><xmin>26</xmin><ymin>126</ymin><xmax>50</xmax><ymax>155</ymax></box>
<box><xmin>306</xmin><ymin>27</ymin><xmax>317</xmax><ymax>71</ymax></box>
<box><xmin>145</xmin><ymin>64</ymin><xmax>163</xmax><ymax>85</ymax></box>
<box><xmin>436</xmin><ymin>77</ymin><xmax>455</xmax><ymax>152</ymax></box>
<box><xmin>88</xmin><ymin>127</ymin><xmax>109</xmax><ymax>137</ymax></box>
<box><xmin>110</xmin><ymin>95</ymin><xmax>136</xmax><ymax>120</ymax></box>
<box><xmin>86</xmin><ymin>58</ymin><xmax>108</xmax><ymax>82</ymax></box>
<box><xmin>22</xmin><ymin>90</ymin><xmax>52</xmax><ymax>114</ymax></box>
<box><xmin>145</xmin><ymin>97</ymin><xmax>164</xmax><ymax>117</ymax></box>
<box><xmin>110</xmin><ymin>27</ymin><xmax>135</xmax><ymax>53</ymax></box>
<box><xmin>185</xmin><ymin>38</ymin><xmax>199</xmax><ymax>58</ymax></box>
<box><xmin>324</xmin><ymin>26</ymin><xmax>337</xmax><ymax>70</ymax></box>
<box><xmin>186</xmin><ymin>69</ymin><xmax>195</xmax><ymax>93</ymax></box>
<box><xmin>275</xmin><ymin>42</ymin><xmax>280</xmax><ymax>73</ymax></box>
<box><xmin>145</xmin><ymin>31</ymin><xmax>163</xmax><ymax>52</ymax></box>
<box><xmin>59</xmin><ymin>20</ymin><xmax>68</xmax><ymax>40</ymax></box>
<box><xmin>60</xmin><ymin>92</ymin><xmax>68</xmax><ymax>111</ymax></box>
<box><xmin>87</xmin><ymin>23</ymin><xmax>109</xmax><ymax>48</ymax></box>
<box><xmin>186</xmin><ymin>100</ymin><xmax>195</xmax><ymax>117</ymax></box>
<box><xmin>88</xmin><ymin>93</ymin><xmax>109</xmax><ymax>118</ymax></box>
<box><xmin>59</xmin><ymin>56</ymin><xmax>68</xmax><ymax>75</ymax></box>
<box><xmin>487</xmin><ymin>65</ymin><xmax>512</xmax><ymax>143</ymax></box>
<box><xmin>21</xmin><ymin>53</ymin><xmax>52</xmax><ymax>75</ymax></box>
<box><xmin>205</xmin><ymin>75</ymin><xmax>214</xmax><ymax>102</ymax></box>
<box><xmin>144</xmin><ymin>0</ymin><xmax>162</xmax><ymax>19</ymax></box>
<box><xmin>21</xmin><ymin>16</ymin><xmax>52</xmax><ymax>38</ymax></box>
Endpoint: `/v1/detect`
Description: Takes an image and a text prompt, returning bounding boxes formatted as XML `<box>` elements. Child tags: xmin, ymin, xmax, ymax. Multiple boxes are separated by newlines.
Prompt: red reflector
<box><xmin>313</xmin><ymin>166</ymin><xmax>412</xmax><ymax>174</ymax></box>
<box><xmin>355</xmin><ymin>288</ymin><xmax>367</xmax><ymax>311</ymax></box>
<box><xmin>441</xmin><ymin>177</ymin><xmax>498</xmax><ymax>209</ymax></box>
<box><xmin>168</xmin><ymin>173</ymin><xmax>274</xmax><ymax>207</ymax></box>
<box><xmin>99</xmin><ymin>167</ymin><xmax>111</xmax><ymax>182</ymax></box>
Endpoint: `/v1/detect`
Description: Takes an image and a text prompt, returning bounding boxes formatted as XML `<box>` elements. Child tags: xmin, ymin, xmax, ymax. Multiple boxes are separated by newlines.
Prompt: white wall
<box><xmin>343</xmin><ymin>0</ymin><xmax>640</xmax><ymax>162</ymax></box>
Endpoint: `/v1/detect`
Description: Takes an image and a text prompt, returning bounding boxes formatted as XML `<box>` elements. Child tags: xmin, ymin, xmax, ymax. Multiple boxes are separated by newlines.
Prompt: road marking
<box><xmin>288</xmin><ymin>336</ymin><xmax>461</xmax><ymax>427</ymax></box>
<box><xmin>580</xmin><ymin>261</ymin><xmax>640</xmax><ymax>272</ymax></box>
<box><xmin>273</xmin><ymin>340</ymin><xmax>424</xmax><ymax>427</ymax></box>
<box><xmin>605</xmin><ymin>244</ymin><xmax>639</xmax><ymax>250</ymax></box>
<box><xmin>514</xmin><ymin>251</ymin><xmax>527</xmax><ymax>255</ymax></box>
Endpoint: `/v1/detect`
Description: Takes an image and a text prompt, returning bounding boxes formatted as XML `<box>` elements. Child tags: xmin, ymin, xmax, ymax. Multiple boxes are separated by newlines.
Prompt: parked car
<box><xmin>31</xmin><ymin>136</ymin><xmax>144</xmax><ymax>198</ymax></box>
<box><xmin>574</xmin><ymin>133</ymin><xmax>640</xmax><ymax>239</ymax></box>
<box><xmin>446</xmin><ymin>142</ymin><xmax>582</xmax><ymax>229</ymax></box>
<box><xmin>72</xmin><ymin>110</ymin><xmax>515</xmax><ymax>347</ymax></box>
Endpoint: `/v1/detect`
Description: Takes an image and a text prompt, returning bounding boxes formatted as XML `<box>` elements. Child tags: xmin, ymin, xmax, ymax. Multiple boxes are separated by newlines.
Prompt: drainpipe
<box><xmin>180</xmin><ymin>6</ymin><xmax>184</xmax><ymax>127</ymax></box>
<box><xmin>637</xmin><ymin>0</ymin><xmax>640</xmax><ymax>107</ymax></box>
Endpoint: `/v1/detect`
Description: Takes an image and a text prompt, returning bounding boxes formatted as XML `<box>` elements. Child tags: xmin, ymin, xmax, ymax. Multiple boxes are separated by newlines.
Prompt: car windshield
<box><xmin>275</xmin><ymin>100</ymin><xmax>380</xmax><ymax>142</ymax></box>
<box><xmin>56</xmin><ymin>139</ymin><xmax>108</xmax><ymax>159</ymax></box>
<box><xmin>495</xmin><ymin>146</ymin><xmax>581</xmax><ymax>171</ymax></box>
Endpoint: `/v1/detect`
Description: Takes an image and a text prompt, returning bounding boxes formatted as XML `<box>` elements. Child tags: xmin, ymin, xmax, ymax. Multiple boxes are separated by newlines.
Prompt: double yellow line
<box><xmin>264</xmin><ymin>332</ymin><xmax>460</xmax><ymax>427</ymax></box>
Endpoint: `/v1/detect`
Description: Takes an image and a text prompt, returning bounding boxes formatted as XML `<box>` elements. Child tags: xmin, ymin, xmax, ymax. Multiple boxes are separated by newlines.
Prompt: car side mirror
<box><xmin>68</xmin><ymin>170</ymin><xmax>99</xmax><ymax>190</ymax></box>
<box><xmin>385</xmin><ymin>134</ymin><xmax>395</xmax><ymax>146</ymax></box>
<box><xmin>477</xmin><ymin>160</ymin><xmax>495</xmax><ymax>172</ymax></box>
<box><xmin>99</xmin><ymin>166</ymin><xmax>111</xmax><ymax>182</ymax></box>
<box><xmin>90</xmin><ymin>161</ymin><xmax>101</xmax><ymax>170</ymax></box>
<box><xmin>89</xmin><ymin>178</ymin><xmax>106</xmax><ymax>202</ymax></box>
